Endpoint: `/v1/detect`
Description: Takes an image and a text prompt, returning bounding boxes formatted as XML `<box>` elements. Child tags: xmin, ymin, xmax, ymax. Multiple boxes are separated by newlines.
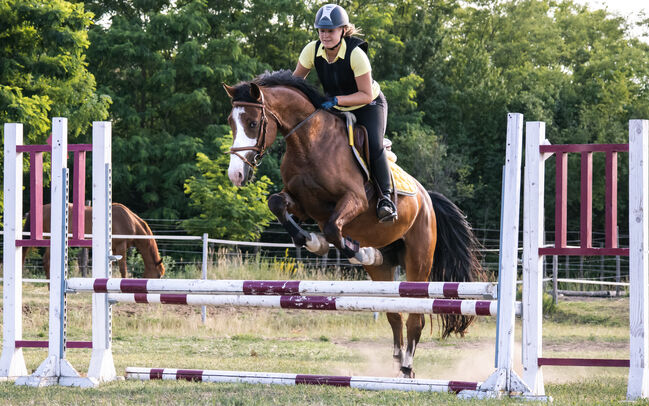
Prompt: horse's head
<box><xmin>143</xmin><ymin>258</ymin><xmax>165</xmax><ymax>279</ymax></box>
<box><xmin>223</xmin><ymin>82</ymin><xmax>280</xmax><ymax>186</ymax></box>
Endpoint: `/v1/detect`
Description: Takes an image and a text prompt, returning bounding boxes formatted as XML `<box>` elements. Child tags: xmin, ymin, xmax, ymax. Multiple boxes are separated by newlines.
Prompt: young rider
<box><xmin>293</xmin><ymin>4</ymin><xmax>397</xmax><ymax>223</ymax></box>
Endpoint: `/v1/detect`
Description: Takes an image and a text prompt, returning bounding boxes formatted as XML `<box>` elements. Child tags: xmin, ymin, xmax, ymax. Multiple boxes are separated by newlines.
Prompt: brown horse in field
<box><xmin>224</xmin><ymin>70</ymin><xmax>486</xmax><ymax>378</ymax></box>
<box><xmin>25</xmin><ymin>203</ymin><xmax>165</xmax><ymax>279</ymax></box>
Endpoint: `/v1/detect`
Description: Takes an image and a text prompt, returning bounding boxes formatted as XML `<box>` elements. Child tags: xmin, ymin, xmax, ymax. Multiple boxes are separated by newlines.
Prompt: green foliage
<box><xmin>85</xmin><ymin>0</ymin><xmax>269</xmax><ymax>219</ymax></box>
<box><xmin>182</xmin><ymin>128</ymin><xmax>275</xmax><ymax>241</ymax></box>
<box><xmin>0</xmin><ymin>0</ymin><xmax>110</xmax><ymax>223</ymax></box>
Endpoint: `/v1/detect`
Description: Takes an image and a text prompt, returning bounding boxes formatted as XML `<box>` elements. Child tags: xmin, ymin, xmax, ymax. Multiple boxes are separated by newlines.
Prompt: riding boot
<box><xmin>371</xmin><ymin>149</ymin><xmax>398</xmax><ymax>223</ymax></box>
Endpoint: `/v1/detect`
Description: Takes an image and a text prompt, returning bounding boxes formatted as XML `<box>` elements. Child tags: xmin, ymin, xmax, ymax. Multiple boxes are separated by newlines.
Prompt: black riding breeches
<box><xmin>352</xmin><ymin>92</ymin><xmax>387</xmax><ymax>159</ymax></box>
<box><xmin>351</xmin><ymin>92</ymin><xmax>392</xmax><ymax>193</ymax></box>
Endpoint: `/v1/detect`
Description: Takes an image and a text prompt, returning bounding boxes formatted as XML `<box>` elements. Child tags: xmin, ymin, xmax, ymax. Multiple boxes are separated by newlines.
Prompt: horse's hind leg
<box><xmin>398</xmin><ymin>199</ymin><xmax>436</xmax><ymax>378</ymax></box>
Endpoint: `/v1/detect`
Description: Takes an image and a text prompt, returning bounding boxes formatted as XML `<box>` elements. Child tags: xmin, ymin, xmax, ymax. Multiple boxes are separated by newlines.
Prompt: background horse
<box><xmin>224</xmin><ymin>70</ymin><xmax>486</xmax><ymax>378</ymax></box>
<box><xmin>25</xmin><ymin>203</ymin><xmax>165</xmax><ymax>279</ymax></box>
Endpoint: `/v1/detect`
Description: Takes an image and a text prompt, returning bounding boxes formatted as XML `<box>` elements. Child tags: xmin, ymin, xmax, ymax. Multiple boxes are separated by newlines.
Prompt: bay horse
<box><xmin>223</xmin><ymin>70</ymin><xmax>486</xmax><ymax>378</ymax></box>
<box><xmin>25</xmin><ymin>203</ymin><xmax>165</xmax><ymax>279</ymax></box>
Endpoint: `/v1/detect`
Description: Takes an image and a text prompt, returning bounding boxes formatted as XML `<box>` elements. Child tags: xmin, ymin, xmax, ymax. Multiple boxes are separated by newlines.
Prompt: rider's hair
<box><xmin>343</xmin><ymin>23</ymin><xmax>361</xmax><ymax>37</ymax></box>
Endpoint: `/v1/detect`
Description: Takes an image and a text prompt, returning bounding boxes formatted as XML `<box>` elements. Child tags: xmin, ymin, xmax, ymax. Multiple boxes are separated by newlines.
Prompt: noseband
<box><xmin>228</xmin><ymin>94</ymin><xmax>320</xmax><ymax>169</ymax></box>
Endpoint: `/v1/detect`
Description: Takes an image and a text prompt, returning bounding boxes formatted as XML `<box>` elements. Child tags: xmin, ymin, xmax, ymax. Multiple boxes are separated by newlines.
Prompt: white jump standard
<box><xmin>0</xmin><ymin>119</ymin><xmax>115</xmax><ymax>387</ymax></box>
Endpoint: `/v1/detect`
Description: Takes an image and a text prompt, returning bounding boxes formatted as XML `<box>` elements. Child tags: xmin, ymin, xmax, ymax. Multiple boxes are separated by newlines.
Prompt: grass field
<box><xmin>0</xmin><ymin>258</ymin><xmax>641</xmax><ymax>405</ymax></box>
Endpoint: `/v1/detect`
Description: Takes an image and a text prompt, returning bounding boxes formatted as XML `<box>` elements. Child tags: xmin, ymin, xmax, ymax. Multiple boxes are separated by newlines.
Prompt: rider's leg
<box><xmin>353</xmin><ymin>92</ymin><xmax>397</xmax><ymax>222</ymax></box>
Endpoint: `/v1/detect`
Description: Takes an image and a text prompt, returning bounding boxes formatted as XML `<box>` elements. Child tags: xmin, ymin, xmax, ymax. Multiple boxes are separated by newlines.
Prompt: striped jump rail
<box><xmin>67</xmin><ymin>278</ymin><xmax>498</xmax><ymax>299</ymax></box>
<box><xmin>107</xmin><ymin>293</ymin><xmax>521</xmax><ymax>317</ymax></box>
<box><xmin>125</xmin><ymin>367</ymin><xmax>481</xmax><ymax>393</ymax></box>
<box><xmin>15</xmin><ymin>340</ymin><xmax>92</xmax><ymax>349</ymax></box>
<box><xmin>538</xmin><ymin>358</ymin><xmax>629</xmax><ymax>367</ymax></box>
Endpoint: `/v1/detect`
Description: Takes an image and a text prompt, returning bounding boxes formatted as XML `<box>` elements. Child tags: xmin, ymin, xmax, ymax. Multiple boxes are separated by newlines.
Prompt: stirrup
<box><xmin>377</xmin><ymin>195</ymin><xmax>398</xmax><ymax>223</ymax></box>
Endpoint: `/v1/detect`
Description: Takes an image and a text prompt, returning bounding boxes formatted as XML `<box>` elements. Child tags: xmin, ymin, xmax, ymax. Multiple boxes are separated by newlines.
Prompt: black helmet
<box><xmin>314</xmin><ymin>4</ymin><xmax>349</xmax><ymax>29</ymax></box>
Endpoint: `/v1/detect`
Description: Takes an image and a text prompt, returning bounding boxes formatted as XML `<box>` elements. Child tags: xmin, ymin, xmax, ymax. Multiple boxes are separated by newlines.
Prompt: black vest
<box><xmin>314</xmin><ymin>36</ymin><xmax>368</xmax><ymax>97</ymax></box>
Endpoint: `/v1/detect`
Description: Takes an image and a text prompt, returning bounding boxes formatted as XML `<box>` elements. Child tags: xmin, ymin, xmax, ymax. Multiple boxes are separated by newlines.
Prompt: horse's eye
<box><xmin>250</xmin><ymin>121</ymin><xmax>257</xmax><ymax>128</ymax></box>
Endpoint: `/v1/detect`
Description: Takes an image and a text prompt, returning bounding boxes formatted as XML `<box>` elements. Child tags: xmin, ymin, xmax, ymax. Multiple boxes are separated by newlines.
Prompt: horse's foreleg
<box><xmin>268</xmin><ymin>192</ymin><xmax>329</xmax><ymax>256</ymax></box>
<box><xmin>323</xmin><ymin>193</ymin><xmax>381</xmax><ymax>265</ymax></box>
<box><xmin>112</xmin><ymin>240</ymin><xmax>128</xmax><ymax>278</ymax></box>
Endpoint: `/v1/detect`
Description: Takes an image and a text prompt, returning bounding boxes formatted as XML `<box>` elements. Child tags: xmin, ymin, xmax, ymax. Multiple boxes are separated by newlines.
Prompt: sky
<box><xmin>577</xmin><ymin>0</ymin><xmax>647</xmax><ymax>40</ymax></box>
<box><xmin>578</xmin><ymin>0</ymin><xmax>646</xmax><ymax>15</ymax></box>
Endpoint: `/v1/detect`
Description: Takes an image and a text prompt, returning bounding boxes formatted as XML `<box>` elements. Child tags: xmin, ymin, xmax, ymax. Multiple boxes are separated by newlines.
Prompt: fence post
<box><xmin>202</xmin><ymin>233</ymin><xmax>208</xmax><ymax>324</ymax></box>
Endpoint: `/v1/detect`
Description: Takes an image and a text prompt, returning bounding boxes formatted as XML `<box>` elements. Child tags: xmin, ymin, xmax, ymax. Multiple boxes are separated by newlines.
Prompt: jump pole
<box><xmin>67</xmin><ymin>278</ymin><xmax>498</xmax><ymax>299</ymax></box>
<box><xmin>125</xmin><ymin>367</ymin><xmax>480</xmax><ymax>393</ymax></box>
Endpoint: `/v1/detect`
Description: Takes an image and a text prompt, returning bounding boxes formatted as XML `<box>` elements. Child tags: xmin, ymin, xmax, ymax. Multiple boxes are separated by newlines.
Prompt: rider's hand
<box><xmin>321</xmin><ymin>96</ymin><xmax>338</xmax><ymax>110</ymax></box>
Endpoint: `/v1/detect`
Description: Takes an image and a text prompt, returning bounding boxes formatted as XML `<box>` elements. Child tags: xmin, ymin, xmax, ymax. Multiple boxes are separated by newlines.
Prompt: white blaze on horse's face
<box><xmin>228</xmin><ymin>106</ymin><xmax>257</xmax><ymax>186</ymax></box>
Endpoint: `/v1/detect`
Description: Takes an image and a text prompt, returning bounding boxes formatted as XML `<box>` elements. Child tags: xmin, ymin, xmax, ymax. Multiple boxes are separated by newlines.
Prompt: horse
<box><xmin>223</xmin><ymin>70</ymin><xmax>486</xmax><ymax>378</ymax></box>
<box><xmin>24</xmin><ymin>203</ymin><xmax>165</xmax><ymax>279</ymax></box>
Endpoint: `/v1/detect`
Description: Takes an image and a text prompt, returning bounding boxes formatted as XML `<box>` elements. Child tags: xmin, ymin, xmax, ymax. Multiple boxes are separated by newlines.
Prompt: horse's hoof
<box><xmin>399</xmin><ymin>367</ymin><xmax>415</xmax><ymax>379</ymax></box>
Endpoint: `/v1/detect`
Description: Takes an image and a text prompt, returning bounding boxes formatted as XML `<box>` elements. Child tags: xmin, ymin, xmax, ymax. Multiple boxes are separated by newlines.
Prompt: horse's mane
<box><xmin>232</xmin><ymin>70</ymin><xmax>327</xmax><ymax>108</ymax></box>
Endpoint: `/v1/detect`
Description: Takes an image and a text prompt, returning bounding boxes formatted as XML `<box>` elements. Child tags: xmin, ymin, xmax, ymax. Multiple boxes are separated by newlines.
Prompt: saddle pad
<box><xmin>389</xmin><ymin>161</ymin><xmax>418</xmax><ymax>196</ymax></box>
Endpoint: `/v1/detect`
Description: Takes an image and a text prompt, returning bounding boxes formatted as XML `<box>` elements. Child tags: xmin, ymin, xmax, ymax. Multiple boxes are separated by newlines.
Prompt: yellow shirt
<box><xmin>298</xmin><ymin>40</ymin><xmax>381</xmax><ymax>111</ymax></box>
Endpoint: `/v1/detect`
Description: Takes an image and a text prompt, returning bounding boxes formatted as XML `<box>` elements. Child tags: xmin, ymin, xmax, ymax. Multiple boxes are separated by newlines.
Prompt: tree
<box><xmin>182</xmin><ymin>125</ymin><xmax>275</xmax><ymax>240</ymax></box>
<box><xmin>85</xmin><ymin>0</ymin><xmax>269</xmax><ymax>218</ymax></box>
<box><xmin>0</xmin><ymin>0</ymin><xmax>110</xmax><ymax>223</ymax></box>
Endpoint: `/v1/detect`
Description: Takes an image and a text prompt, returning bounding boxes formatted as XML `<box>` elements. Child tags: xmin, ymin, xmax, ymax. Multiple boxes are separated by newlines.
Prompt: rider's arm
<box><xmin>336</xmin><ymin>72</ymin><xmax>373</xmax><ymax>106</ymax></box>
<box><xmin>294</xmin><ymin>41</ymin><xmax>316</xmax><ymax>79</ymax></box>
<box><xmin>293</xmin><ymin>62</ymin><xmax>310</xmax><ymax>79</ymax></box>
<box><xmin>335</xmin><ymin>46</ymin><xmax>375</xmax><ymax>107</ymax></box>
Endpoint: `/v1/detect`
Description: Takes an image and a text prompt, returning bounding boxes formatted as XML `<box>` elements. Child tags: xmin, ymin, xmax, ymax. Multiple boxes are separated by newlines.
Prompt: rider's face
<box><xmin>318</xmin><ymin>27</ymin><xmax>343</xmax><ymax>49</ymax></box>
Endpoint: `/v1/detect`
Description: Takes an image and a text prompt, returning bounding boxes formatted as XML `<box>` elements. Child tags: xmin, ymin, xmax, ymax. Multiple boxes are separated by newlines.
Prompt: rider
<box><xmin>293</xmin><ymin>4</ymin><xmax>397</xmax><ymax>223</ymax></box>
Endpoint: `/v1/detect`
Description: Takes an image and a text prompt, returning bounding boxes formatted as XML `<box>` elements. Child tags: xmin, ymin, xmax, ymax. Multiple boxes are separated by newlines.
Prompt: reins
<box><xmin>228</xmin><ymin>94</ymin><xmax>320</xmax><ymax>169</ymax></box>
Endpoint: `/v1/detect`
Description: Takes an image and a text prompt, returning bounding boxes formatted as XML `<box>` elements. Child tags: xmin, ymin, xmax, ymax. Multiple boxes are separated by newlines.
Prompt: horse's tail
<box><xmin>429</xmin><ymin>191</ymin><xmax>487</xmax><ymax>339</ymax></box>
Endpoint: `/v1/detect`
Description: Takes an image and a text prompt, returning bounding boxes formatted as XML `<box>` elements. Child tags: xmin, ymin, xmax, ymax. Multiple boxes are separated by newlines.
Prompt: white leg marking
<box><xmin>349</xmin><ymin>247</ymin><xmax>383</xmax><ymax>266</ymax></box>
<box><xmin>305</xmin><ymin>233</ymin><xmax>328</xmax><ymax>255</ymax></box>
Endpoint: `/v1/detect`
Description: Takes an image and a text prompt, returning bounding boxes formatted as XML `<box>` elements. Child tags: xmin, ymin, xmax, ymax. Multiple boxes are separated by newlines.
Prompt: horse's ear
<box><xmin>250</xmin><ymin>83</ymin><xmax>263</xmax><ymax>103</ymax></box>
<box><xmin>223</xmin><ymin>83</ymin><xmax>236</xmax><ymax>98</ymax></box>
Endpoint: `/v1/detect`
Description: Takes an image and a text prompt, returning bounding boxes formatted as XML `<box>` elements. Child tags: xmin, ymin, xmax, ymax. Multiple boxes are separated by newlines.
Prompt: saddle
<box><xmin>337</xmin><ymin>112</ymin><xmax>418</xmax><ymax>200</ymax></box>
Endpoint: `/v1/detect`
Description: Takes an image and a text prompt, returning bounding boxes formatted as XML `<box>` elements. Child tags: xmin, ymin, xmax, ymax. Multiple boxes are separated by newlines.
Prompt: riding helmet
<box><xmin>314</xmin><ymin>4</ymin><xmax>349</xmax><ymax>29</ymax></box>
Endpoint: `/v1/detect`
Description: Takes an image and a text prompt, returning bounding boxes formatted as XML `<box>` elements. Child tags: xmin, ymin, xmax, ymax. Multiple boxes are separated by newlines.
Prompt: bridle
<box><xmin>228</xmin><ymin>96</ymin><xmax>276</xmax><ymax>168</ymax></box>
<box><xmin>228</xmin><ymin>92</ymin><xmax>320</xmax><ymax>169</ymax></box>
